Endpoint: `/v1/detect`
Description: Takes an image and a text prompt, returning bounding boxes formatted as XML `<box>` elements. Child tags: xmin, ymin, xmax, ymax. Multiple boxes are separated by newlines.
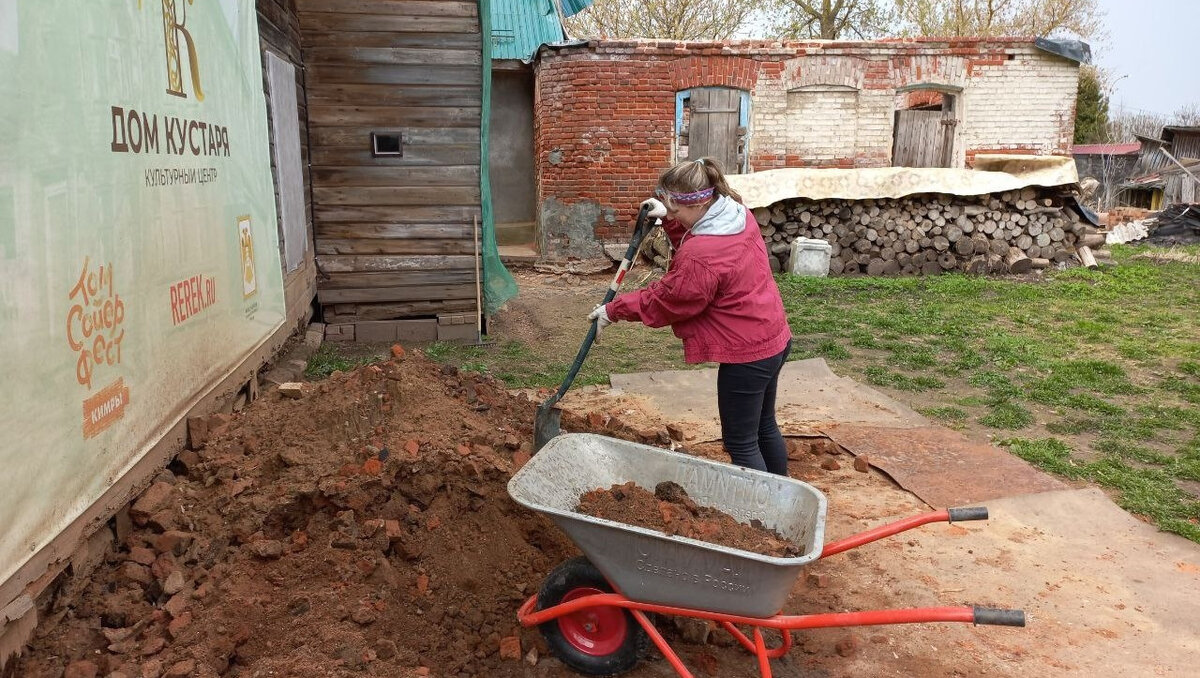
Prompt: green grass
<box><xmin>1002</xmin><ymin>437</ymin><xmax>1200</xmax><ymax>542</ymax></box>
<box><xmin>304</xmin><ymin>344</ymin><xmax>376</xmax><ymax>380</ymax></box>
<box><xmin>772</xmin><ymin>248</ymin><xmax>1200</xmax><ymax>542</ymax></box>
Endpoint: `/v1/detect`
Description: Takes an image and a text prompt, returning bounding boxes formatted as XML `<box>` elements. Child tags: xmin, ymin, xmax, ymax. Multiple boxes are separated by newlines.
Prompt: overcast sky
<box><xmin>1093</xmin><ymin>0</ymin><xmax>1197</xmax><ymax>117</ymax></box>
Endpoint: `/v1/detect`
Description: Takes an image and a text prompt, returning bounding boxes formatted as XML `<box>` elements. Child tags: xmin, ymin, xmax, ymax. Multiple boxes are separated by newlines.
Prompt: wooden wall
<box><xmin>295</xmin><ymin>0</ymin><xmax>483</xmax><ymax>339</ymax></box>
<box><xmin>257</xmin><ymin>0</ymin><xmax>318</xmax><ymax>327</ymax></box>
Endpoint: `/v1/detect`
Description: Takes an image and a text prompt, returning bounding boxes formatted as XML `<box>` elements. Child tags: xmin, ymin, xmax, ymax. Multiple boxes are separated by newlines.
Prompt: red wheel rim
<box><xmin>557</xmin><ymin>587</ymin><xmax>628</xmax><ymax>656</ymax></box>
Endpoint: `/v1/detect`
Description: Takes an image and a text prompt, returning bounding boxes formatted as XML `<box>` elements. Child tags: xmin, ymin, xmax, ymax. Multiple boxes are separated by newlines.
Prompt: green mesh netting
<box><xmin>479</xmin><ymin>0</ymin><xmax>519</xmax><ymax>316</ymax></box>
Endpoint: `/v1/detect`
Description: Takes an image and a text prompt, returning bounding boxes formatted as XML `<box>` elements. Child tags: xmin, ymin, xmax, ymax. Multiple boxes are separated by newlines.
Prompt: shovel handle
<box><xmin>544</xmin><ymin>205</ymin><xmax>653</xmax><ymax>407</ymax></box>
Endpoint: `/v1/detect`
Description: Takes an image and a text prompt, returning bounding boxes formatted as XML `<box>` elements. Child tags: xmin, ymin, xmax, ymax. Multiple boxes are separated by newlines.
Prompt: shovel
<box><xmin>534</xmin><ymin>204</ymin><xmax>654</xmax><ymax>452</ymax></box>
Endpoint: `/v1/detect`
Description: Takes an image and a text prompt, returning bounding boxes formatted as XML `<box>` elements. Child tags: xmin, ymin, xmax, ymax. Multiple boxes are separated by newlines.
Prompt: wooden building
<box><xmin>294</xmin><ymin>0</ymin><xmax>488</xmax><ymax>343</ymax></box>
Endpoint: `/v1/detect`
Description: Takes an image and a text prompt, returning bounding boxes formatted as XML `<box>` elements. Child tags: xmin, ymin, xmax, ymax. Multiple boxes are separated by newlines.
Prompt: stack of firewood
<box><xmin>751</xmin><ymin>187</ymin><xmax>1106</xmax><ymax>276</ymax></box>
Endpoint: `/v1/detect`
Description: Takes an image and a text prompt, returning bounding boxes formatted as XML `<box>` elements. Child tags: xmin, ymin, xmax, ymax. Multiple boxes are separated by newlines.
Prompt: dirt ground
<box><xmin>16</xmin><ymin>267</ymin><xmax>1187</xmax><ymax>678</ymax></box>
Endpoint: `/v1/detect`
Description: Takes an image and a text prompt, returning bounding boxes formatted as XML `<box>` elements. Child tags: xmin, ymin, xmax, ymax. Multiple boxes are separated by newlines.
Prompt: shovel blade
<box><xmin>533</xmin><ymin>402</ymin><xmax>562</xmax><ymax>453</ymax></box>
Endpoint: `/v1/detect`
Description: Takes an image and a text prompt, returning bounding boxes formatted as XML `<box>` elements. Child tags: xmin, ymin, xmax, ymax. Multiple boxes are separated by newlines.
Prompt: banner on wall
<box><xmin>0</xmin><ymin>0</ymin><xmax>285</xmax><ymax>587</ymax></box>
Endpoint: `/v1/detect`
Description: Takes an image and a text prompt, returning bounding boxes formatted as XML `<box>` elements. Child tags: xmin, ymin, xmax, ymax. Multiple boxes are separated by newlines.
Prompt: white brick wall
<box><xmin>787</xmin><ymin>88</ymin><xmax>858</xmax><ymax>160</ymax></box>
<box><xmin>961</xmin><ymin>50</ymin><xmax>1079</xmax><ymax>157</ymax></box>
<box><xmin>746</xmin><ymin>45</ymin><xmax>1078</xmax><ymax>167</ymax></box>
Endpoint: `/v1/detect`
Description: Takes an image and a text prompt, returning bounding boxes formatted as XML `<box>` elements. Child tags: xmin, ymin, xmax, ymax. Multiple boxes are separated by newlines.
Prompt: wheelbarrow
<box><xmin>508</xmin><ymin>433</ymin><xmax>1025</xmax><ymax>678</ymax></box>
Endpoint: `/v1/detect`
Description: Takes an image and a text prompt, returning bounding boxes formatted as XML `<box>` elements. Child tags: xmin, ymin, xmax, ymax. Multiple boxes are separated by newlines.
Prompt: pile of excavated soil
<box><xmin>577</xmin><ymin>481</ymin><xmax>803</xmax><ymax>558</ymax></box>
<box><xmin>16</xmin><ymin>352</ymin><xmax>587</xmax><ymax>678</ymax></box>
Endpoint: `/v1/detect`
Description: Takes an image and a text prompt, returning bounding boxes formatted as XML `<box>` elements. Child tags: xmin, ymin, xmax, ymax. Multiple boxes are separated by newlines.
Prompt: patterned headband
<box><xmin>658</xmin><ymin>186</ymin><xmax>715</xmax><ymax>206</ymax></box>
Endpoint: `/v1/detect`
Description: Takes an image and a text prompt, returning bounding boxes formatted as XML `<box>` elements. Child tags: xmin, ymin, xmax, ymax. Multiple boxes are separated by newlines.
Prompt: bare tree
<box><xmin>894</xmin><ymin>0</ymin><xmax>1105</xmax><ymax>39</ymax></box>
<box><xmin>1108</xmin><ymin>104</ymin><xmax>1200</xmax><ymax>143</ymax></box>
<box><xmin>769</xmin><ymin>0</ymin><xmax>895</xmax><ymax>39</ymax></box>
<box><xmin>564</xmin><ymin>0</ymin><xmax>765</xmax><ymax>40</ymax></box>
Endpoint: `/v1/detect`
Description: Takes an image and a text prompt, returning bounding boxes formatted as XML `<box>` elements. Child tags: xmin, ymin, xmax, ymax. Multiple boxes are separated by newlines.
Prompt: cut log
<box><xmin>1077</xmin><ymin>246</ymin><xmax>1098</xmax><ymax>269</ymax></box>
<box><xmin>965</xmin><ymin>256</ymin><xmax>988</xmax><ymax>275</ymax></box>
<box><xmin>1005</xmin><ymin>247</ymin><xmax>1032</xmax><ymax>274</ymax></box>
<box><xmin>1081</xmin><ymin>233</ymin><xmax>1106</xmax><ymax>248</ymax></box>
<box><xmin>1030</xmin><ymin>257</ymin><xmax>1050</xmax><ymax>269</ymax></box>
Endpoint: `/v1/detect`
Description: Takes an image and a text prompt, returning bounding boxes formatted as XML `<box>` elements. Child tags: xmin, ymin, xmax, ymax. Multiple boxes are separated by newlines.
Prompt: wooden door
<box><xmin>893</xmin><ymin>100</ymin><xmax>957</xmax><ymax>168</ymax></box>
<box><xmin>688</xmin><ymin>87</ymin><xmax>740</xmax><ymax>172</ymax></box>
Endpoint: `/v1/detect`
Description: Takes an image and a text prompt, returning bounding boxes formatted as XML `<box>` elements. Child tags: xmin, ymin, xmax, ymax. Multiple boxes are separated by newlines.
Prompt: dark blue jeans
<box><xmin>717</xmin><ymin>341</ymin><xmax>792</xmax><ymax>476</ymax></box>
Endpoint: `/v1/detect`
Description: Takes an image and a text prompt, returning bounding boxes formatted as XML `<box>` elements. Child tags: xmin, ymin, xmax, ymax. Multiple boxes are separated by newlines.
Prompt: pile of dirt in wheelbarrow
<box><xmin>578</xmin><ymin>481</ymin><xmax>803</xmax><ymax>558</ymax></box>
<box><xmin>16</xmin><ymin>351</ymin><xmax>583</xmax><ymax>678</ymax></box>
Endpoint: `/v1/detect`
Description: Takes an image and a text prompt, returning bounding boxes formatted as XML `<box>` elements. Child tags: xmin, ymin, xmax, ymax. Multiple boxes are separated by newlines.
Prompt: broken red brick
<box><xmin>512</xmin><ymin>450</ymin><xmax>531</xmax><ymax>470</ymax></box>
<box><xmin>499</xmin><ymin>636</ymin><xmax>522</xmax><ymax>661</ymax></box>
<box><xmin>835</xmin><ymin>634</ymin><xmax>861</xmax><ymax>657</ymax></box>
<box><xmin>166</xmin><ymin>611</ymin><xmax>193</xmax><ymax>639</ymax></box>
<box><xmin>403</xmin><ymin>439</ymin><xmax>420</xmax><ymax>458</ymax></box>
<box><xmin>383</xmin><ymin>520</ymin><xmax>402</xmax><ymax>539</ymax></box>
<box><xmin>119</xmin><ymin>562</ymin><xmax>152</xmax><ymax>586</ymax></box>
<box><xmin>164</xmin><ymin>659</ymin><xmax>196</xmax><ymax>678</ymax></box>
<box><xmin>163</xmin><ymin>592</ymin><xmax>190</xmax><ymax>618</ymax></box>
<box><xmin>416</xmin><ymin>574</ymin><xmax>430</xmax><ymax>594</ymax></box>
<box><xmin>820</xmin><ymin>458</ymin><xmax>841</xmax><ymax>471</ymax></box>
<box><xmin>807</xmin><ymin>573</ymin><xmax>830</xmax><ymax>588</ymax></box>
<box><xmin>426</xmin><ymin>515</ymin><xmax>442</xmax><ymax>531</ymax></box>
<box><xmin>390</xmin><ymin>344</ymin><xmax>406</xmax><ymax>359</ymax></box>
<box><xmin>152</xmin><ymin>530</ymin><xmax>193</xmax><ymax>557</ymax></box>
<box><xmin>456</xmin><ymin>444</ymin><xmax>472</xmax><ymax>457</ymax></box>
<box><xmin>853</xmin><ymin>456</ymin><xmax>870</xmax><ymax>473</ymax></box>
<box><xmin>130</xmin><ymin>482</ymin><xmax>175</xmax><ymax>526</ymax></box>
<box><xmin>128</xmin><ymin>547</ymin><xmax>156</xmax><ymax>565</ymax></box>
<box><xmin>666</xmin><ymin>423</ymin><xmax>686</xmax><ymax>441</ymax></box>
<box><xmin>361</xmin><ymin>458</ymin><xmax>382</xmax><ymax>475</ymax></box>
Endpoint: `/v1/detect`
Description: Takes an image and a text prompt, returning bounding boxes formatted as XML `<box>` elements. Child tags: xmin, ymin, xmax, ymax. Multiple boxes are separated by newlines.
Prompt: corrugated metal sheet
<box><xmin>490</xmin><ymin>0</ymin><xmax>564</xmax><ymax>61</ymax></box>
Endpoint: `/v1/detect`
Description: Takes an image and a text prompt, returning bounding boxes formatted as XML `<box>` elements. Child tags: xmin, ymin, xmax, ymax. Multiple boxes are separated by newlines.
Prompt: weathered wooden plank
<box><xmin>298</xmin><ymin>30</ymin><xmax>480</xmax><ymax>50</ymax></box>
<box><xmin>295</xmin><ymin>0</ymin><xmax>478</xmax><ymax>18</ymax></box>
<box><xmin>317</xmin><ymin>254</ymin><xmax>476</xmax><ymax>272</ymax></box>
<box><xmin>307</xmin><ymin>64</ymin><xmax>481</xmax><ymax>87</ymax></box>
<box><xmin>314</xmin><ymin>205</ymin><xmax>480</xmax><ymax>223</ymax></box>
<box><xmin>309</xmin><ymin>126</ymin><xmax>478</xmax><ymax>148</ymax></box>
<box><xmin>311</xmin><ymin>165</ymin><xmax>479</xmax><ymax>187</ymax></box>
<box><xmin>303</xmin><ymin>46</ymin><xmax>480</xmax><ymax>67</ymax></box>
<box><xmin>307</xmin><ymin>105</ymin><xmax>480</xmax><ymax>128</ymax></box>
<box><xmin>322</xmin><ymin>298</ymin><xmax>477</xmax><ymax>322</ymax></box>
<box><xmin>321</xmin><ymin>270</ymin><xmax>476</xmax><ymax>289</ymax></box>
<box><xmin>298</xmin><ymin>13</ymin><xmax>478</xmax><ymax>34</ymax></box>
<box><xmin>306</xmin><ymin>84</ymin><xmax>480</xmax><ymax>108</ymax></box>
<box><xmin>316</xmin><ymin>238</ymin><xmax>474</xmax><ymax>256</ymax></box>
<box><xmin>313</xmin><ymin>186</ymin><xmax>481</xmax><ymax>206</ymax></box>
<box><xmin>316</xmin><ymin>222</ymin><xmax>473</xmax><ymax>240</ymax></box>
<box><xmin>318</xmin><ymin>284</ymin><xmax>476</xmax><ymax>304</ymax></box>
<box><xmin>310</xmin><ymin>145</ymin><xmax>479</xmax><ymax>168</ymax></box>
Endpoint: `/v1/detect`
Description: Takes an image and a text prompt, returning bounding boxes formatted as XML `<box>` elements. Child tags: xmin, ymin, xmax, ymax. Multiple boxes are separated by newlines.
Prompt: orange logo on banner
<box><xmin>83</xmin><ymin>378</ymin><xmax>131</xmax><ymax>439</ymax></box>
<box><xmin>67</xmin><ymin>258</ymin><xmax>126</xmax><ymax>390</ymax></box>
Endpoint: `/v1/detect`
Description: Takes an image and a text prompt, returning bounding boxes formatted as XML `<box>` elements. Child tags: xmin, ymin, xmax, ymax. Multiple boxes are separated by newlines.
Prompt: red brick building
<box><xmin>532</xmin><ymin>38</ymin><xmax>1084</xmax><ymax>257</ymax></box>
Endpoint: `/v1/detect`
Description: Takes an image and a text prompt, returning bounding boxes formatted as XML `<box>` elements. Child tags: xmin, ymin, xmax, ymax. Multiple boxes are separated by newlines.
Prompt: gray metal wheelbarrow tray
<box><xmin>507</xmin><ymin>433</ymin><xmax>827</xmax><ymax>618</ymax></box>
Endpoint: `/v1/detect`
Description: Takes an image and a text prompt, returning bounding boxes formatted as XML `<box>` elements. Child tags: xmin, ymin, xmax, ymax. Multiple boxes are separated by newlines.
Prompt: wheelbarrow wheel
<box><xmin>537</xmin><ymin>556</ymin><xmax>648</xmax><ymax>676</ymax></box>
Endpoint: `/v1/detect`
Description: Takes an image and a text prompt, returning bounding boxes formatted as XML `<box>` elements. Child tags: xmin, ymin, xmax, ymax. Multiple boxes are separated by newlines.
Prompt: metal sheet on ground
<box><xmin>604</xmin><ymin>358</ymin><xmax>927</xmax><ymax>442</ymax></box>
<box><xmin>820</xmin><ymin>423</ymin><xmax>1065</xmax><ymax>508</ymax></box>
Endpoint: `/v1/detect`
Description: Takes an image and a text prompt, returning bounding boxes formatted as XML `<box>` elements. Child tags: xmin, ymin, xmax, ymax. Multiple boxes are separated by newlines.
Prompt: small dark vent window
<box><xmin>372</xmin><ymin>132</ymin><xmax>402</xmax><ymax>157</ymax></box>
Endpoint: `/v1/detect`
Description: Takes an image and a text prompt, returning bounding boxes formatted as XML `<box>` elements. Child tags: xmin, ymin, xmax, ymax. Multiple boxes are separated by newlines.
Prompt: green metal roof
<box><xmin>490</xmin><ymin>0</ymin><xmax>565</xmax><ymax>61</ymax></box>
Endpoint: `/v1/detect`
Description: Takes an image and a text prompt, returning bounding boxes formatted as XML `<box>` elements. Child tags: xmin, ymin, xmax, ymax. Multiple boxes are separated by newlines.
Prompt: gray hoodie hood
<box><xmin>690</xmin><ymin>195</ymin><xmax>746</xmax><ymax>237</ymax></box>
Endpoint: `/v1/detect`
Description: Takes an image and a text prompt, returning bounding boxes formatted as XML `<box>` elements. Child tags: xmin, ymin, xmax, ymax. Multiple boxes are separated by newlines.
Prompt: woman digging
<box><xmin>589</xmin><ymin>158</ymin><xmax>794</xmax><ymax>476</ymax></box>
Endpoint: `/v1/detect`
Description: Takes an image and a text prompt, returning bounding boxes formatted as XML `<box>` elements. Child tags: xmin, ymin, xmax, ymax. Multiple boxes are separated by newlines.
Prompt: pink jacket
<box><xmin>606</xmin><ymin>197</ymin><xmax>792</xmax><ymax>364</ymax></box>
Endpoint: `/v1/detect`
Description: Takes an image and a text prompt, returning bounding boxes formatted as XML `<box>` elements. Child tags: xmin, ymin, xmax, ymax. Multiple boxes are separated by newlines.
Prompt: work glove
<box><xmin>641</xmin><ymin>197</ymin><xmax>668</xmax><ymax>219</ymax></box>
<box><xmin>588</xmin><ymin>303</ymin><xmax>612</xmax><ymax>343</ymax></box>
